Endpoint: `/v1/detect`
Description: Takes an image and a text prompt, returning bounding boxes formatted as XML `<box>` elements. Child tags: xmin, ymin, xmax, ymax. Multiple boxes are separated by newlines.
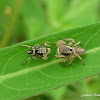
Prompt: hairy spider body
<box><xmin>57</xmin><ymin>45</ymin><xmax>72</xmax><ymax>55</ymax></box>
<box><xmin>54</xmin><ymin>38</ymin><xmax>85</xmax><ymax>65</ymax></box>
<box><xmin>19</xmin><ymin>42</ymin><xmax>51</xmax><ymax>64</ymax></box>
<box><xmin>74</xmin><ymin>47</ymin><xmax>85</xmax><ymax>55</ymax></box>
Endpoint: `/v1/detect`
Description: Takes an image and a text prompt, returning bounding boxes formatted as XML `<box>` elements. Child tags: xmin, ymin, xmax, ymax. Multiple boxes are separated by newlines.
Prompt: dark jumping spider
<box><xmin>54</xmin><ymin>38</ymin><xmax>85</xmax><ymax>65</ymax></box>
<box><xmin>19</xmin><ymin>42</ymin><xmax>51</xmax><ymax>64</ymax></box>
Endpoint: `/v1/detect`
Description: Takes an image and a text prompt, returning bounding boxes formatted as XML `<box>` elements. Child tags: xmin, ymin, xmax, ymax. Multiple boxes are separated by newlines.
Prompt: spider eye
<box><xmin>70</xmin><ymin>49</ymin><xmax>72</xmax><ymax>51</ymax></box>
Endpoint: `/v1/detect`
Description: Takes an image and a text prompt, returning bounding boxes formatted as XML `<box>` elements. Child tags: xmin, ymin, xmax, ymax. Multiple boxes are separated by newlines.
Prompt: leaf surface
<box><xmin>0</xmin><ymin>22</ymin><xmax>100</xmax><ymax>100</ymax></box>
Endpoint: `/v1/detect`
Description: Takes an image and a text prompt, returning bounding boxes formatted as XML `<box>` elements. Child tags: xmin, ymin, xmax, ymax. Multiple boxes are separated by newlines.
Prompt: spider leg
<box><xmin>56</xmin><ymin>43</ymin><xmax>66</xmax><ymax>47</ymax></box>
<box><xmin>33</xmin><ymin>44</ymin><xmax>40</xmax><ymax>51</ymax></box>
<box><xmin>42</xmin><ymin>56</ymin><xmax>48</xmax><ymax>60</ymax></box>
<box><xmin>54</xmin><ymin>55</ymin><xmax>66</xmax><ymax>58</ymax></box>
<box><xmin>34</xmin><ymin>44</ymin><xmax>41</xmax><ymax>48</ymax></box>
<box><xmin>42</xmin><ymin>48</ymin><xmax>51</xmax><ymax>60</ymax></box>
<box><xmin>43</xmin><ymin>42</ymin><xmax>50</xmax><ymax>47</ymax></box>
<box><xmin>22</xmin><ymin>56</ymin><xmax>34</xmax><ymax>64</ymax></box>
<box><xmin>34</xmin><ymin>54</ymin><xmax>39</xmax><ymax>60</ymax></box>
<box><xmin>75</xmin><ymin>53</ymin><xmax>85</xmax><ymax>65</ymax></box>
<box><xmin>66</xmin><ymin>56</ymin><xmax>75</xmax><ymax>65</ymax></box>
<box><xmin>47</xmin><ymin>48</ymin><xmax>51</xmax><ymax>55</ymax></box>
<box><xmin>64</xmin><ymin>38</ymin><xmax>75</xmax><ymax>46</ymax></box>
<box><xmin>53</xmin><ymin>40</ymin><xmax>66</xmax><ymax>47</ymax></box>
<box><xmin>60</xmin><ymin>57</ymin><xmax>66</xmax><ymax>63</ymax></box>
<box><xmin>19</xmin><ymin>45</ymin><xmax>32</xmax><ymax>48</ymax></box>
<box><xmin>73</xmin><ymin>41</ymin><xmax>81</xmax><ymax>47</ymax></box>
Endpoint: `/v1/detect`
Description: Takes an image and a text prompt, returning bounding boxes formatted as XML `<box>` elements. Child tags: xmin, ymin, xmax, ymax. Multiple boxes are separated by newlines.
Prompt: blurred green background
<box><xmin>0</xmin><ymin>0</ymin><xmax>100</xmax><ymax>100</ymax></box>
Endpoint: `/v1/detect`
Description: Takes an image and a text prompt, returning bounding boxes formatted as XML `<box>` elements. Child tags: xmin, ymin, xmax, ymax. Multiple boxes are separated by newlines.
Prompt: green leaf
<box><xmin>0</xmin><ymin>22</ymin><xmax>100</xmax><ymax>100</ymax></box>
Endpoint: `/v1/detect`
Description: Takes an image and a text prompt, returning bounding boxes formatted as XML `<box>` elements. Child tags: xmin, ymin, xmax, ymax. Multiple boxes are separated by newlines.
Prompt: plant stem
<box><xmin>0</xmin><ymin>0</ymin><xmax>23</xmax><ymax>48</ymax></box>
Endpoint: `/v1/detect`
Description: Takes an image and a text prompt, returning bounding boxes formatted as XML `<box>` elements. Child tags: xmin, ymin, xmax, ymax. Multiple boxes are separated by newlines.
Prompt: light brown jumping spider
<box><xmin>19</xmin><ymin>42</ymin><xmax>51</xmax><ymax>64</ymax></box>
<box><xmin>54</xmin><ymin>38</ymin><xmax>85</xmax><ymax>65</ymax></box>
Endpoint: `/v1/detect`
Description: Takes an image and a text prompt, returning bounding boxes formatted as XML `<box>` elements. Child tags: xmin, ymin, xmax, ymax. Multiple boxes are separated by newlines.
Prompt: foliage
<box><xmin>0</xmin><ymin>22</ymin><xmax>100</xmax><ymax>100</ymax></box>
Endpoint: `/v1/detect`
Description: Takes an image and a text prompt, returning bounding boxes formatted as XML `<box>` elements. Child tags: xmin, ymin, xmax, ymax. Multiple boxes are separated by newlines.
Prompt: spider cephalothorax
<box><xmin>19</xmin><ymin>42</ymin><xmax>51</xmax><ymax>64</ymax></box>
<box><xmin>54</xmin><ymin>38</ymin><xmax>85</xmax><ymax>65</ymax></box>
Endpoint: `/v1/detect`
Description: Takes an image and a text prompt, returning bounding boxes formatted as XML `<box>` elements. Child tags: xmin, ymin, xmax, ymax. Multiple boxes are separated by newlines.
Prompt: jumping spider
<box><xmin>19</xmin><ymin>42</ymin><xmax>51</xmax><ymax>64</ymax></box>
<box><xmin>54</xmin><ymin>38</ymin><xmax>85</xmax><ymax>65</ymax></box>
